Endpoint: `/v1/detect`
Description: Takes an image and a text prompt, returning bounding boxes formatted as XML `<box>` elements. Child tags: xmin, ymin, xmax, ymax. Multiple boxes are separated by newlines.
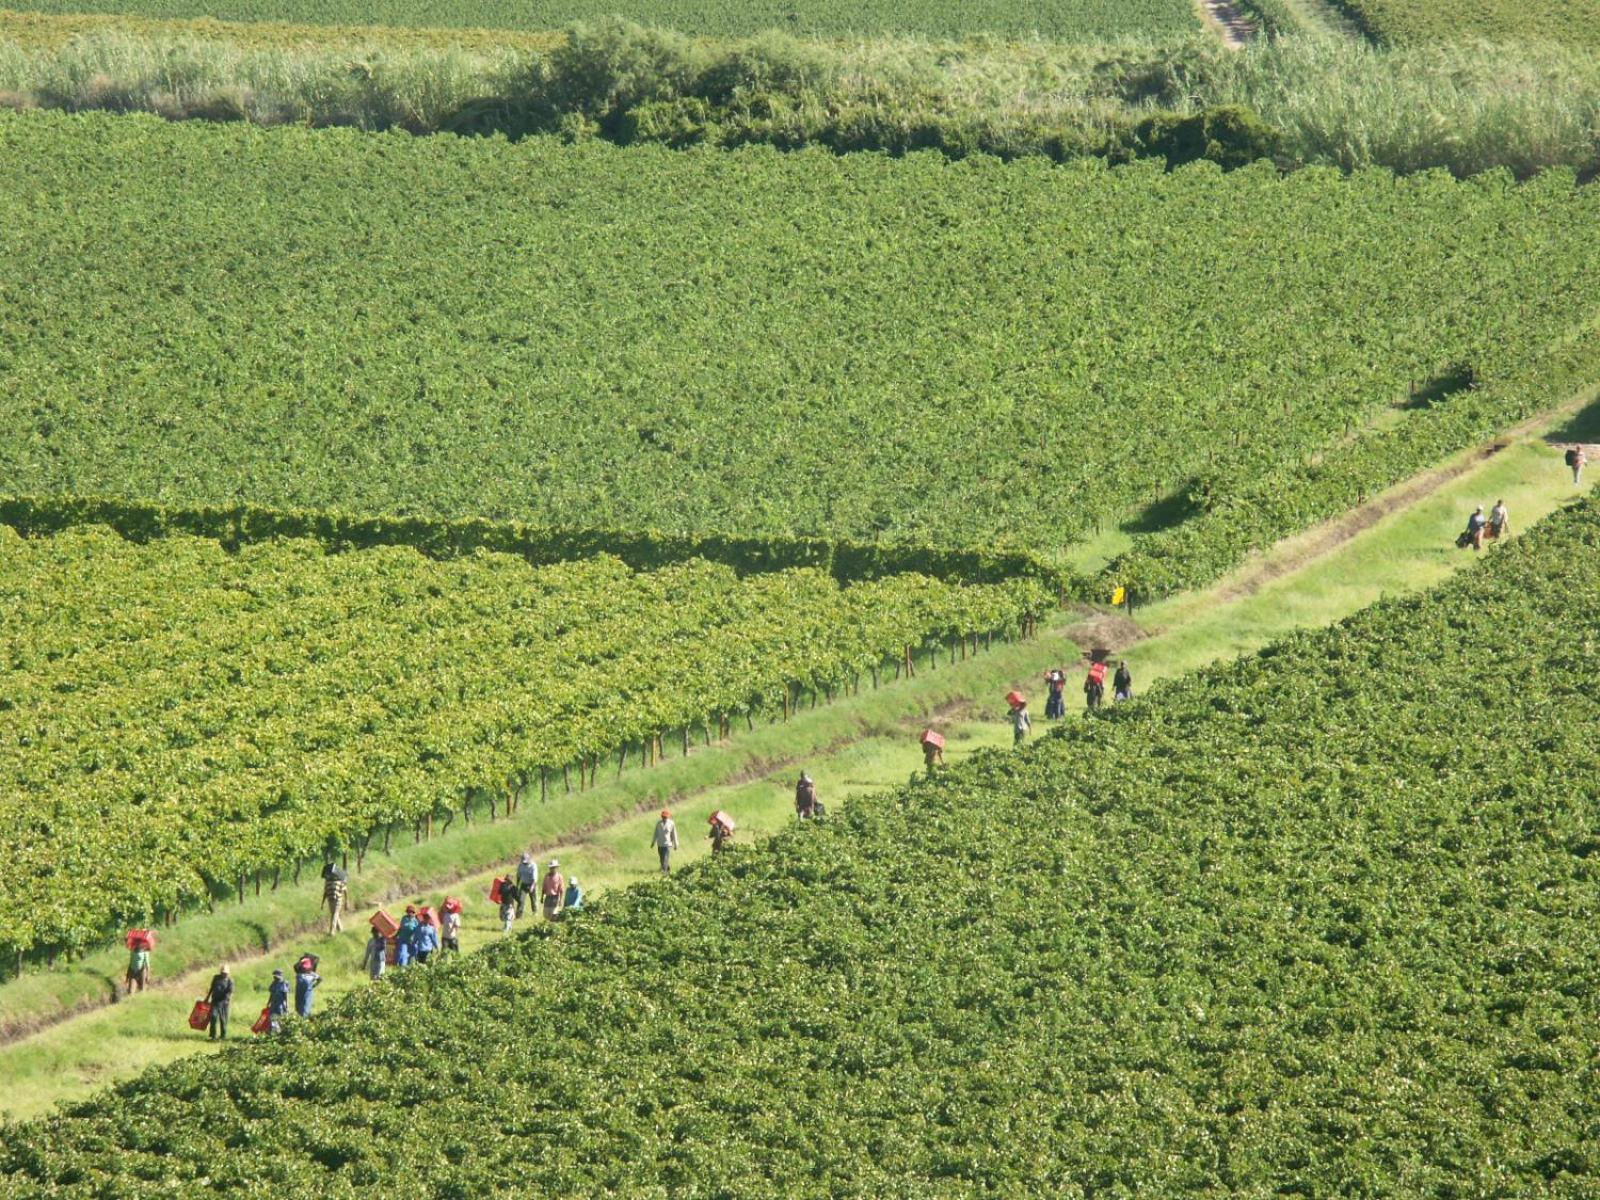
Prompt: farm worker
<box><xmin>498</xmin><ymin>876</ymin><xmax>519</xmax><ymax>932</ymax></box>
<box><xmin>440</xmin><ymin>903</ymin><xmax>462</xmax><ymax>954</ymax></box>
<box><xmin>412</xmin><ymin>918</ymin><xmax>440</xmax><ymax>964</ymax></box>
<box><xmin>294</xmin><ymin>963</ymin><xmax>322</xmax><ymax>1018</ymax></box>
<box><xmin>1489</xmin><ymin>499</ymin><xmax>1509</xmax><ymax>539</ymax></box>
<box><xmin>395</xmin><ymin>906</ymin><xmax>421</xmax><ymax>966</ymax></box>
<box><xmin>709</xmin><ymin>812</ymin><xmax>735</xmax><ymax>854</ymax></box>
<box><xmin>922</xmin><ymin>738</ymin><xmax>944</xmax><ymax>771</ymax></box>
<box><xmin>206</xmin><ymin>966</ymin><xmax>234</xmax><ymax>1041</ymax></box>
<box><xmin>541</xmin><ymin>860</ymin><xmax>566</xmax><ymax>922</ymax></box>
<box><xmin>563</xmin><ymin>876</ymin><xmax>584</xmax><ymax>915</ymax></box>
<box><xmin>1566</xmin><ymin>445</ymin><xmax>1586</xmax><ymax>484</ymax></box>
<box><xmin>363</xmin><ymin>928</ymin><xmax>388</xmax><ymax>980</ymax></box>
<box><xmin>515</xmin><ymin>853</ymin><xmax>537</xmax><ymax>919</ymax></box>
<box><xmin>795</xmin><ymin>772</ymin><xmax>819</xmax><ymax>819</ymax></box>
<box><xmin>1010</xmin><ymin>698</ymin><xmax>1032</xmax><ymax>745</ymax></box>
<box><xmin>125</xmin><ymin>943</ymin><xmax>151</xmax><ymax>995</ymax></box>
<box><xmin>321</xmin><ymin>862</ymin><xmax>347</xmax><ymax>935</ymax></box>
<box><xmin>1467</xmin><ymin>505</ymin><xmax>1487</xmax><ymax>552</ymax></box>
<box><xmin>651</xmin><ymin>810</ymin><xmax>680</xmax><ymax>875</ymax></box>
<box><xmin>1044</xmin><ymin>669</ymin><xmax>1067</xmax><ymax>720</ymax></box>
<box><xmin>1114</xmin><ymin>661</ymin><xmax>1134</xmax><ymax>703</ymax></box>
<box><xmin>1084</xmin><ymin>662</ymin><xmax>1107</xmax><ymax>710</ymax></box>
<box><xmin>267</xmin><ymin>969</ymin><xmax>291</xmax><ymax>1033</ymax></box>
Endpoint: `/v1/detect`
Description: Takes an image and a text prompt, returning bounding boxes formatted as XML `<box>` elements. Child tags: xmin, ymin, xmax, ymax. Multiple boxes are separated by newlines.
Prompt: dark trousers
<box><xmin>208</xmin><ymin>1004</ymin><xmax>230</xmax><ymax>1040</ymax></box>
<box><xmin>515</xmin><ymin>883</ymin><xmax>532</xmax><ymax>918</ymax></box>
<box><xmin>658</xmin><ymin>846</ymin><xmax>672</xmax><ymax>874</ymax></box>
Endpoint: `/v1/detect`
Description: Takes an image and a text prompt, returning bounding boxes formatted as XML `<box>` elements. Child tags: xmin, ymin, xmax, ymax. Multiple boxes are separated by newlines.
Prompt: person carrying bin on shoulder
<box><xmin>321</xmin><ymin>861</ymin><xmax>348</xmax><ymax>935</ymax></box>
<box><xmin>1008</xmin><ymin>692</ymin><xmax>1031</xmax><ymax>744</ymax></box>
<box><xmin>294</xmin><ymin>959</ymin><xmax>321</xmax><ymax>1018</ymax></box>
<box><xmin>652</xmin><ymin>810</ymin><xmax>680</xmax><ymax>875</ymax></box>
<box><xmin>920</xmin><ymin>729</ymin><xmax>945</xmax><ymax>772</ymax></box>
<box><xmin>124</xmin><ymin>929</ymin><xmax>154</xmax><ymax>994</ymax></box>
<box><xmin>1084</xmin><ymin>662</ymin><xmax>1107</xmax><ymax>710</ymax></box>
<box><xmin>795</xmin><ymin>772</ymin><xmax>819</xmax><ymax>820</ymax></box>
<box><xmin>1044</xmin><ymin>669</ymin><xmax>1067</xmax><ymax>720</ymax></box>
<box><xmin>709</xmin><ymin>811</ymin><xmax>736</xmax><ymax>854</ymax></box>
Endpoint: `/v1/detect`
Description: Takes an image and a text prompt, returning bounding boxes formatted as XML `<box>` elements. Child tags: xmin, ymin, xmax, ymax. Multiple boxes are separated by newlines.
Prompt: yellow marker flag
<box><xmin>1111</xmin><ymin>585</ymin><xmax>1126</xmax><ymax>606</ymax></box>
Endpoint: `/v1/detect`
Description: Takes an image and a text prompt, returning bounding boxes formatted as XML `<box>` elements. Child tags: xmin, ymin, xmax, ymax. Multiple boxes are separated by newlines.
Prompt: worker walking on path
<box><xmin>795</xmin><ymin>772</ymin><xmax>819</xmax><ymax>819</ymax></box>
<box><xmin>1113</xmin><ymin>660</ymin><xmax>1134</xmax><ymax>703</ymax></box>
<box><xmin>321</xmin><ymin>863</ymin><xmax>347</xmax><ymax>935</ymax></box>
<box><xmin>267</xmin><ymin>969</ymin><xmax>291</xmax><ymax>1033</ymax></box>
<box><xmin>515</xmin><ymin>853</ymin><xmax>537</xmax><ymax>919</ymax></box>
<box><xmin>441</xmin><ymin>898</ymin><xmax>463</xmax><ymax>954</ymax></box>
<box><xmin>1567</xmin><ymin>445</ymin><xmax>1586</xmax><ymax>484</ymax></box>
<box><xmin>1044</xmin><ymin>669</ymin><xmax>1067</xmax><ymax>720</ymax></box>
<box><xmin>541</xmin><ymin>860</ymin><xmax>566</xmax><ymax>922</ymax></box>
<box><xmin>124</xmin><ymin>931</ymin><xmax>153</xmax><ymax>994</ymax></box>
<box><xmin>709</xmin><ymin>811</ymin><xmax>735</xmax><ymax>854</ymax></box>
<box><xmin>294</xmin><ymin>958</ymin><xmax>321</xmax><ymax>1018</ymax></box>
<box><xmin>921</xmin><ymin>730</ymin><xmax>945</xmax><ymax>772</ymax></box>
<box><xmin>652</xmin><ymin>809</ymin><xmax>680</xmax><ymax>875</ymax></box>
<box><xmin>363</xmin><ymin>928</ymin><xmax>388</xmax><ymax>980</ymax></box>
<box><xmin>395</xmin><ymin>906</ymin><xmax>421</xmax><ymax>966</ymax></box>
<box><xmin>1084</xmin><ymin>662</ymin><xmax>1107</xmax><ymax>710</ymax></box>
<box><xmin>1010</xmin><ymin>697</ymin><xmax>1032</xmax><ymax>745</ymax></box>
<box><xmin>563</xmin><ymin>876</ymin><xmax>584</xmax><ymax>915</ymax></box>
<box><xmin>1489</xmin><ymin>499</ymin><xmax>1509</xmax><ymax>540</ymax></box>
<box><xmin>412</xmin><ymin>917</ymin><xmax>440</xmax><ymax>964</ymax></box>
<box><xmin>497</xmin><ymin>875</ymin><xmax>519</xmax><ymax>932</ymax></box>
<box><xmin>205</xmin><ymin>966</ymin><xmax>234</xmax><ymax>1041</ymax></box>
<box><xmin>1466</xmin><ymin>505</ymin><xmax>1488</xmax><ymax>551</ymax></box>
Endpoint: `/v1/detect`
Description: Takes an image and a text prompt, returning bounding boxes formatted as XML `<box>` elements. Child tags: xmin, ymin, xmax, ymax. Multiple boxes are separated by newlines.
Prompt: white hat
<box><xmin>549</xmin><ymin>859</ymin><xmax>560</xmax><ymax>867</ymax></box>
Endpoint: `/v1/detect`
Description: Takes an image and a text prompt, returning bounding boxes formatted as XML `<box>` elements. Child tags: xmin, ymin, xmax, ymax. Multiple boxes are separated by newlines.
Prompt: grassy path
<box><xmin>0</xmin><ymin>409</ymin><xmax>1591</xmax><ymax>1121</ymax></box>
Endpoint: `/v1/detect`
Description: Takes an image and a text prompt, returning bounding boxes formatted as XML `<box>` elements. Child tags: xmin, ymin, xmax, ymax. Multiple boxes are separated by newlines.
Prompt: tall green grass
<box><xmin>2</xmin><ymin>20</ymin><xmax>1598</xmax><ymax>177</ymax></box>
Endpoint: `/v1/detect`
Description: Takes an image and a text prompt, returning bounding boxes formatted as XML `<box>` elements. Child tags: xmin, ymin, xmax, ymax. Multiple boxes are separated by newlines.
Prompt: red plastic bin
<box><xmin>188</xmin><ymin>1001</ymin><xmax>212</xmax><ymax>1031</ymax></box>
<box><xmin>1006</xmin><ymin>690</ymin><xmax>1026</xmax><ymax>708</ymax></box>
<box><xmin>920</xmin><ymin>729</ymin><xmax>946</xmax><ymax>749</ymax></box>
<box><xmin>369</xmin><ymin>909</ymin><xmax>400</xmax><ymax>938</ymax></box>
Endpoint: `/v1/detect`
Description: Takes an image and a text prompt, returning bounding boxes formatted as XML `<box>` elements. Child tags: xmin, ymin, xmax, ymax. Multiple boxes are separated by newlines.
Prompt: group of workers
<box><xmin>1037</xmin><ymin>660</ymin><xmax>1133</xmax><ymax>723</ymax></box>
<box><xmin>1460</xmin><ymin>499</ymin><xmax>1510</xmax><ymax>552</ymax></box>
<box><xmin>495</xmin><ymin>856</ymin><xmax>583</xmax><ymax>930</ymax></box>
<box><xmin>651</xmin><ymin>808</ymin><xmax>736</xmax><ymax>872</ymax></box>
<box><xmin>199</xmin><ymin>953</ymin><xmax>321</xmax><ymax>1040</ymax></box>
<box><xmin>158</xmin><ymin>641</ymin><xmax>1159</xmax><ymax>1041</ymax></box>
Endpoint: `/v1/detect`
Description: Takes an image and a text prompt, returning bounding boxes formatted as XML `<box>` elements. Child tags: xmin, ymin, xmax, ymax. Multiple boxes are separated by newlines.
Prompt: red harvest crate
<box><xmin>920</xmin><ymin>729</ymin><xmax>946</xmax><ymax>749</ymax></box>
<box><xmin>1006</xmin><ymin>690</ymin><xmax>1026</xmax><ymax>708</ymax></box>
<box><xmin>369</xmin><ymin>909</ymin><xmax>400</xmax><ymax>938</ymax></box>
<box><xmin>188</xmin><ymin>1001</ymin><xmax>212</xmax><ymax>1031</ymax></box>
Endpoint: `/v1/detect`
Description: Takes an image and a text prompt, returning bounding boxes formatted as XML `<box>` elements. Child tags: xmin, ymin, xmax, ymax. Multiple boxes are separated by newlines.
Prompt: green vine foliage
<box><xmin>4</xmin><ymin>114</ymin><xmax>1600</xmax><ymax>593</ymax></box>
<box><xmin>9</xmin><ymin>498</ymin><xmax>1600</xmax><ymax>1195</ymax></box>
<box><xmin>0</xmin><ymin>524</ymin><xmax>1042</xmax><ymax>958</ymax></box>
